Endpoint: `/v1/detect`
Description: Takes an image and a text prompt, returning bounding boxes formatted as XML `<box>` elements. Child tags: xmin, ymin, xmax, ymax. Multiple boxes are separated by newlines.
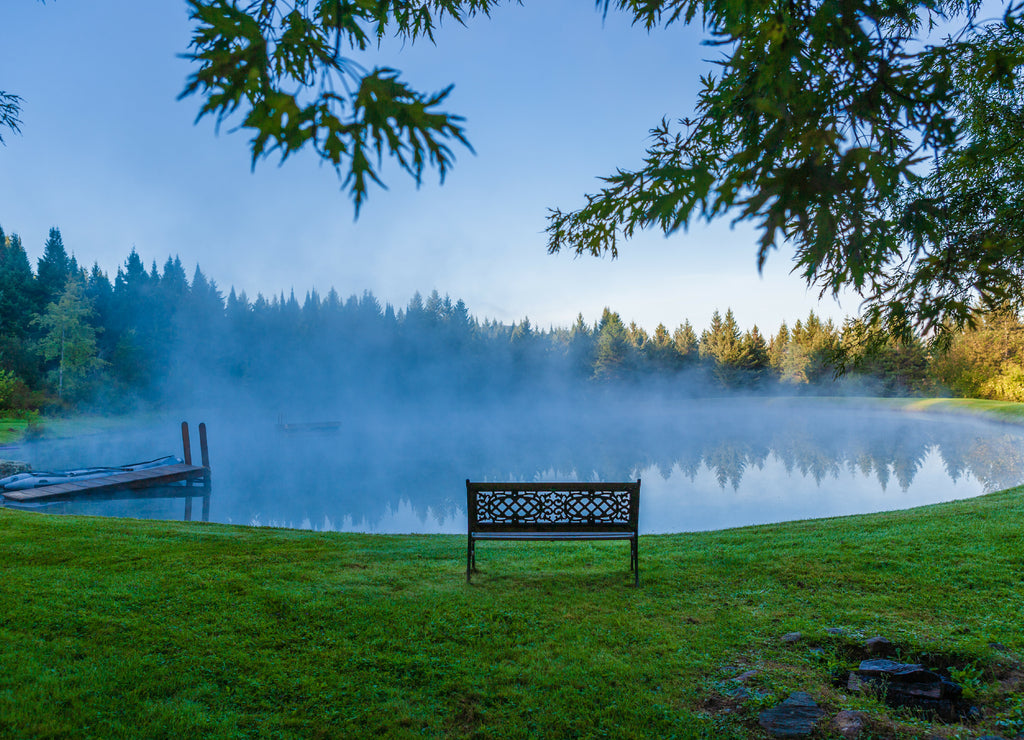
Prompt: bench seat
<box><xmin>466</xmin><ymin>480</ymin><xmax>641</xmax><ymax>585</ymax></box>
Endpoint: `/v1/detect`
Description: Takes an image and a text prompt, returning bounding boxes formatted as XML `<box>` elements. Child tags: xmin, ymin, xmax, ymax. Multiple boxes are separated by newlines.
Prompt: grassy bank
<box><xmin>2</xmin><ymin>490</ymin><xmax>1023</xmax><ymax>739</ymax></box>
<box><xmin>0</xmin><ymin>415</ymin><xmax>34</xmax><ymax>446</ymax></box>
<box><xmin>883</xmin><ymin>397</ymin><xmax>1024</xmax><ymax>423</ymax></box>
<box><xmin>0</xmin><ymin>413</ymin><xmax>145</xmax><ymax>446</ymax></box>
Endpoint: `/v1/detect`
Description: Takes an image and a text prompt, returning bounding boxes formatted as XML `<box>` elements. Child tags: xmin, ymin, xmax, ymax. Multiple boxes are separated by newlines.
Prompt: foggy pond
<box><xmin>6</xmin><ymin>397</ymin><xmax>1024</xmax><ymax>534</ymax></box>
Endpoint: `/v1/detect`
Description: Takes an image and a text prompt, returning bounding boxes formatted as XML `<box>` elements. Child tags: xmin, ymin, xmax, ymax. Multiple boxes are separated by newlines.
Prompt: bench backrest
<box><xmin>466</xmin><ymin>480</ymin><xmax>640</xmax><ymax>534</ymax></box>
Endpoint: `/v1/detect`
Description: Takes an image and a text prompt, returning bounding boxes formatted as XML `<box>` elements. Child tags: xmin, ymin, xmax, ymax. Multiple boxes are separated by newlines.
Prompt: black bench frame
<box><xmin>466</xmin><ymin>479</ymin><xmax>641</xmax><ymax>585</ymax></box>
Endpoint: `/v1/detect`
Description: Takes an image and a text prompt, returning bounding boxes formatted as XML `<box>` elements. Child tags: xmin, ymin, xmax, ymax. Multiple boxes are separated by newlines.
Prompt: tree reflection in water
<box><xmin>14</xmin><ymin>399</ymin><xmax>1024</xmax><ymax>532</ymax></box>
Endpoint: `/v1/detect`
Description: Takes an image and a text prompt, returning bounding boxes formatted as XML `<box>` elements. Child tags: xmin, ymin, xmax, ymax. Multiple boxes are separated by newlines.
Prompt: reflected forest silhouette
<box><xmin>20</xmin><ymin>400</ymin><xmax>1024</xmax><ymax>531</ymax></box>
<box><xmin>5</xmin><ymin>228</ymin><xmax>1024</xmax><ymax>530</ymax></box>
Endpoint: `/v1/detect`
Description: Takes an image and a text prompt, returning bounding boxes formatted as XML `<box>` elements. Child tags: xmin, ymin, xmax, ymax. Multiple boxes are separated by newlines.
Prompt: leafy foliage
<box><xmin>179</xmin><ymin>0</ymin><xmax>499</xmax><ymax>211</ymax></box>
<box><xmin>31</xmin><ymin>281</ymin><xmax>103</xmax><ymax>401</ymax></box>
<box><xmin>547</xmin><ymin>0</ymin><xmax>1024</xmax><ymax>332</ymax></box>
<box><xmin>8</xmin><ymin>1</ymin><xmax>1023</xmax><ymax>330</ymax></box>
<box><xmin>0</xmin><ymin>91</ymin><xmax>22</xmax><ymax>145</ymax></box>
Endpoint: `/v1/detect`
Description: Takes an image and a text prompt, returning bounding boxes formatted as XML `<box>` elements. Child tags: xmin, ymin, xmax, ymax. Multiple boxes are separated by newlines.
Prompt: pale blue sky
<box><xmin>0</xmin><ymin>0</ymin><xmax>854</xmax><ymax>333</ymax></box>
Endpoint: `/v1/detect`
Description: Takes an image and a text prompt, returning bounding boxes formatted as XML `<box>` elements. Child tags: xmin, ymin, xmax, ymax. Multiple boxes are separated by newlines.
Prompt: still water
<box><xmin>7</xmin><ymin>398</ymin><xmax>1024</xmax><ymax>534</ymax></box>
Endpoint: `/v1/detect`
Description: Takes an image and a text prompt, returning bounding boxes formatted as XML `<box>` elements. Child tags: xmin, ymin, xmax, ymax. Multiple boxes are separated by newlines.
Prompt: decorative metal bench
<box><xmin>465</xmin><ymin>479</ymin><xmax>641</xmax><ymax>586</ymax></box>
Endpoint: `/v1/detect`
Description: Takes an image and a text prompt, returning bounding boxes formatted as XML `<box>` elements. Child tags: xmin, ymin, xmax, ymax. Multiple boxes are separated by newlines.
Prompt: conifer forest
<box><xmin>2</xmin><ymin>225</ymin><xmax>1023</xmax><ymax>413</ymax></box>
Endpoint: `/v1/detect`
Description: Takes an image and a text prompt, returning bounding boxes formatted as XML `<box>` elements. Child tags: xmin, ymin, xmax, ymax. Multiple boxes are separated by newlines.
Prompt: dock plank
<box><xmin>2</xmin><ymin>464</ymin><xmax>208</xmax><ymax>502</ymax></box>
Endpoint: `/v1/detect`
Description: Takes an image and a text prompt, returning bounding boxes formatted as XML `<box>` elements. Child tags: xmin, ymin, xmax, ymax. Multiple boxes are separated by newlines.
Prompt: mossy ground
<box><xmin>2</xmin><ymin>487</ymin><xmax>1023</xmax><ymax>738</ymax></box>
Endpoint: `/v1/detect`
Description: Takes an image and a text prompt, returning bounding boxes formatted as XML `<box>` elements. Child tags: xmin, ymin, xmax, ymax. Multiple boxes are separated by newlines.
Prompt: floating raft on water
<box><xmin>0</xmin><ymin>422</ymin><xmax>210</xmax><ymax>504</ymax></box>
<box><xmin>275</xmin><ymin>416</ymin><xmax>341</xmax><ymax>433</ymax></box>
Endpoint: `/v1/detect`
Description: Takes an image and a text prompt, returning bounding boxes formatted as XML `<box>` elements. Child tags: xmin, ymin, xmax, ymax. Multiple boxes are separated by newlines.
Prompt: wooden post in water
<box><xmin>199</xmin><ymin>422</ymin><xmax>210</xmax><ymax>491</ymax></box>
<box><xmin>198</xmin><ymin>422</ymin><xmax>211</xmax><ymax>520</ymax></box>
<box><xmin>181</xmin><ymin>422</ymin><xmax>193</xmax><ymax>465</ymax></box>
<box><xmin>182</xmin><ymin>421</ymin><xmax>194</xmax><ymax>517</ymax></box>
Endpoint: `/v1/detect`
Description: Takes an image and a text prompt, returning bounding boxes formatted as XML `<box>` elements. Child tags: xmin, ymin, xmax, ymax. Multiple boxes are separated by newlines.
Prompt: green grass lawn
<box><xmin>2</xmin><ymin>489</ymin><xmax>1023</xmax><ymax>738</ymax></box>
<box><xmin>0</xmin><ymin>416</ymin><xmax>33</xmax><ymax>446</ymax></box>
<box><xmin>881</xmin><ymin>396</ymin><xmax>1024</xmax><ymax>422</ymax></box>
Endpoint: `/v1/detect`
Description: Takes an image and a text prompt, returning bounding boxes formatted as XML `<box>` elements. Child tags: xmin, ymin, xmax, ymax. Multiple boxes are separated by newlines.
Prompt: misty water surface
<box><xmin>7</xmin><ymin>398</ymin><xmax>1023</xmax><ymax>533</ymax></box>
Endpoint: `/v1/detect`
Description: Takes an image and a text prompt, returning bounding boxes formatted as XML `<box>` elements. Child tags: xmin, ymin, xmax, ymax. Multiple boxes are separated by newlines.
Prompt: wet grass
<box><xmin>0</xmin><ymin>416</ymin><xmax>31</xmax><ymax>446</ymax></box>
<box><xmin>885</xmin><ymin>397</ymin><xmax>1024</xmax><ymax>422</ymax></box>
<box><xmin>2</xmin><ymin>489</ymin><xmax>1023</xmax><ymax>738</ymax></box>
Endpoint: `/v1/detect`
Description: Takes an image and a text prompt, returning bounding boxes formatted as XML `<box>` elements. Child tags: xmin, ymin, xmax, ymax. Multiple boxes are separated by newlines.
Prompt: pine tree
<box><xmin>36</xmin><ymin>227</ymin><xmax>71</xmax><ymax>309</ymax></box>
<box><xmin>594</xmin><ymin>308</ymin><xmax>634</xmax><ymax>381</ymax></box>
<box><xmin>424</xmin><ymin>289</ymin><xmax>445</xmax><ymax>324</ymax></box>
<box><xmin>160</xmin><ymin>256</ymin><xmax>189</xmax><ymax>300</ymax></box>
<box><xmin>673</xmin><ymin>321</ymin><xmax>699</xmax><ymax>363</ymax></box>
<box><xmin>0</xmin><ymin>232</ymin><xmax>36</xmax><ymax>339</ymax></box>
<box><xmin>700</xmin><ymin>309</ymin><xmax>746</xmax><ymax>386</ymax></box>
<box><xmin>783</xmin><ymin>311</ymin><xmax>841</xmax><ymax>384</ymax></box>
<box><xmin>739</xmin><ymin>326</ymin><xmax>770</xmax><ymax>384</ymax></box>
<box><xmin>645</xmin><ymin>323</ymin><xmax>682</xmax><ymax>373</ymax></box>
<box><xmin>510</xmin><ymin>317</ymin><xmax>534</xmax><ymax>344</ymax></box>
<box><xmin>768</xmin><ymin>322</ymin><xmax>790</xmax><ymax>372</ymax></box>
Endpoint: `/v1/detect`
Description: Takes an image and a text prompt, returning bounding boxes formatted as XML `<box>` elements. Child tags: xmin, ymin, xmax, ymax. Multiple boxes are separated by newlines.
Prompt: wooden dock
<box><xmin>2</xmin><ymin>422</ymin><xmax>211</xmax><ymax>505</ymax></box>
<box><xmin>2</xmin><ymin>463</ymin><xmax>208</xmax><ymax>502</ymax></box>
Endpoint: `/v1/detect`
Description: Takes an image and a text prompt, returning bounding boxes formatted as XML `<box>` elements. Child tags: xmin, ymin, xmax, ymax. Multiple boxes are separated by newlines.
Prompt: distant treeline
<box><xmin>1</xmin><ymin>225</ymin><xmax>1022</xmax><ymax>411</ymax></box>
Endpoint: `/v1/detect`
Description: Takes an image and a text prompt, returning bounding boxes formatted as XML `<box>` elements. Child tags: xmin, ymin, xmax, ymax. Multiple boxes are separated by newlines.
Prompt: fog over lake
<box><xmin>8</xmin><ymin>396</ymin><xmax>1023</xmax><ymax>533</ymax></box>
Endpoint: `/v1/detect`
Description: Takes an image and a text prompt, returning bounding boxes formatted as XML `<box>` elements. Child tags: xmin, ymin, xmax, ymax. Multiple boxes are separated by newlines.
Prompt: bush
<box><xmin>0</xmin><ymin>368</ymin><xmax>46</xmax><ymax>413</ymax></box>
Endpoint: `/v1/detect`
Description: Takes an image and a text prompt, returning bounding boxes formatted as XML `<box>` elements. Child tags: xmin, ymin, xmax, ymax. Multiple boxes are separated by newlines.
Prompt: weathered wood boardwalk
<box><xmin>3</xmin><ymin>421</ymin><xmax>211</xmax><ymax>510</ymax></box>
<box><xmin>2</xmin><ymin>462</ymin><xmax>209</xmax><ymax>502</ymax></box>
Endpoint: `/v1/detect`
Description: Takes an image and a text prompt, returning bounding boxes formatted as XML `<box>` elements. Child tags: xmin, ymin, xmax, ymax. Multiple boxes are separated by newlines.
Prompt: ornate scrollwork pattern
<box><xmin>475</xmin><ymin>489</ymin><xmax>632</xmax><ymax>525</ymax></box>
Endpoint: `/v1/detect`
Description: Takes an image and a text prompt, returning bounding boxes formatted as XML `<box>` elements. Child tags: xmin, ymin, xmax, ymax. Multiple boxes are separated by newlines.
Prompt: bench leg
<box><xmin>632</xmin><ymin>537</ymin><xmax>639</xmax><ymax>587</ymax></box>
<box><xmin>467</xmin><ymin>537</ymin><xmax>473</xmax><ymax>583</ymax></box>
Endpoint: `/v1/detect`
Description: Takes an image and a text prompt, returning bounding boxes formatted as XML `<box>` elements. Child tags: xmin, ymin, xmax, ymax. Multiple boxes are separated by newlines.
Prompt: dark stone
<box><xmin>864</xmin><ymin>636</ymin><xmax>892</xmax><ymax>655</ymax></box>
<box><xmin>988</xmin><ymin>642</ymin><xmax>1008</xmax><ymax>652</ymax></box>
<box><xmin>0</xmin><ymin>460</ymin><xmax>30</xmax><ymax>477</ymax></box>
<box><xmin>730</xmin><ymin>685</ymin><xmax>750</xmax><ymax>701</ymax></box>
<box><xmin>833</xmin><ymin>709</ymin><xmax>867</xmax><ymax>738</ymax></box>
<box><xmin>857</xmin><ymin>660</ymin><xmax>942</xmax><ymax>684</ymax></box>
<box><xmin>782</xmin><ymin>631</ymin><xmax>802</xmax><ymax>643</ymax></box>
<box><xmin>758</xmin><ymin>692</ymin><xmax>825</xmax><ymax>737</ymax></box>
<box><xmin>732</xmin><ymin>670</ymin><xmax>759</xmax><ymax>683</ymax></box>
<box><xmin>847</xmin><ymin>661</ymin><xmax>966</xmax><ymax>720</ymax></box>
<box><xmin>825</xmin><ymin>627</ymin><xmax>844</xmax><ymax>636</ymax></box>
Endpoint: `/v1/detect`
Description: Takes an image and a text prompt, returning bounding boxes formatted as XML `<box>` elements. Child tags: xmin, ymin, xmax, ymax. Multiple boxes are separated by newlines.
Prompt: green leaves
<box><xmin>551</xmin><ymin>0</ymin><xmax>1024</xmax><ymax>334</ymax></box>
<box><xmin>180</xmin><ymin>0</ymin><xmax>496</xmax><ymax>212</ymax></box>
<box><xmin>0</xmin><ymin>91</ymin><xmax>23</xmax><ymax>145</ymax></box>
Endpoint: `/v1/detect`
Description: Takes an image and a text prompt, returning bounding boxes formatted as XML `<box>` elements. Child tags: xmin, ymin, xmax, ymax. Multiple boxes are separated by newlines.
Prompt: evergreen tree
<box><xmin>739</xmin><ymin>326</ymin><xmax>770</xmax><ymax>385</ymax></box>
<box><xmin>644</xmin><ymin>323</ymin><xmax>682</xmax><ymax>373</ymax></box>
<box><xmin>510</xmin><ymin>317</ymin><xmax>534</xmax><ymax>344</ymax></box>
<box><xmin>768</xmin><ymin>322</ymin><xmax>790</xmax><ymax>373</ymax></box>
<box><xmin>36</xmin><ymin>227</ymin><xmax>71</xmax><ymax>309</ymax></box>
<box><xmin>0</xmin><ymin>232</ymin><xmax>36</xmax><ymax>339</ymax></box>
<box><xmin>424</xmin><ymin>289</ymin><xmax>446</xmax><ymax>324</ymax></box>
<box><xmin>840</xmin><ymin>317</ymin><xmax>930</xmax><ymax>395</ymax></box>
<box><xmin>700</xmin><ymin>309</ymin><xmax>746</xmax><ymax>386</ymax></box>
<box><xmin>783</xmin><ymin>311</ymin><xmax>841</xmax><ymax>384</ymax></box>
<box><xmin>566</xmin><ymin>313</ymin><xmax>595</xmax><ymax>379</ymax></box>
<box><xmin>672</xmin><ymin>321</ymin><xmax>698</xmax><ymax>363</ymax></box>
<box><xmin>626</xmin><ymin>322</ymin><xmax>648</xmax><ymax>350</ymax></box>
<box><xmin>160</xmin><ymin>256</ymin><xmax>189</xmax><ymax>300</ymax></box>
<box><xmin>32</xmin><ymin>281</ymin><xmax>103</xmax><ymax>401</ymax></box>
<box><xmin>594</xmin><ymin>308</ymin><xmax>634</xmax><ymax>381</ymax></box>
